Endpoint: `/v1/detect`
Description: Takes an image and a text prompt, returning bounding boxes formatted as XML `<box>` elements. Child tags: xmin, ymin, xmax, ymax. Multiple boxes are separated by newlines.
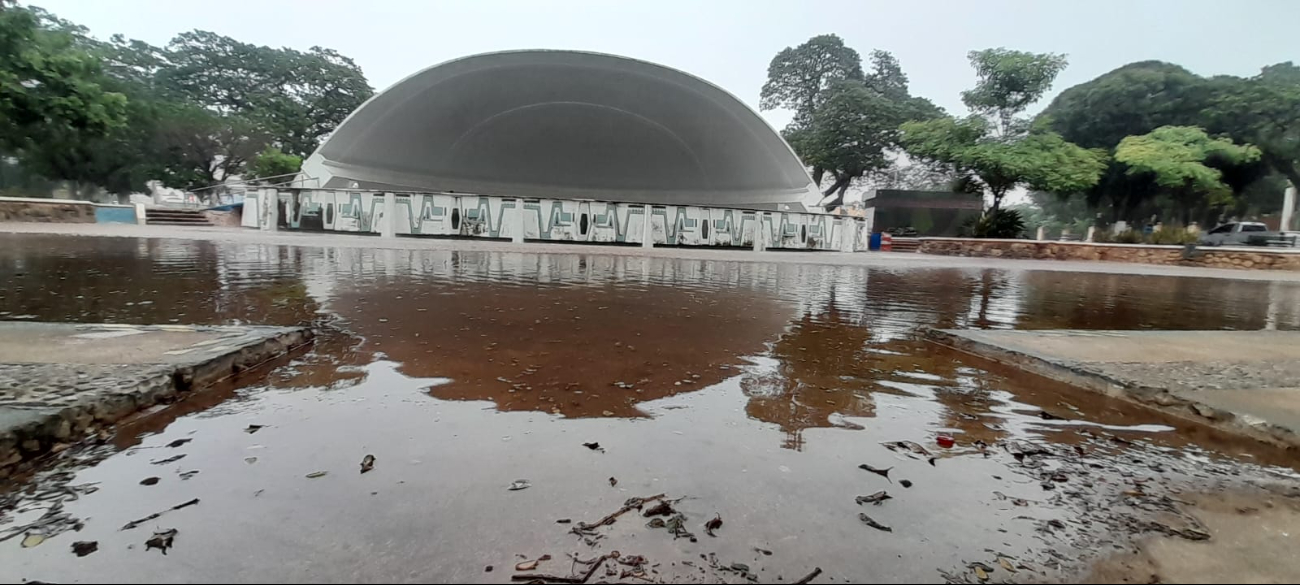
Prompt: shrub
<box><xmin>960</xmin><ymin>209</ymin><xmax>1026</xmax><ymax>239</ymax></box>
<box><xmin>1147</xmin><ymin>228</ymin><xmax>1199</xmax><ymax>245</ymax></box>
<box><xmin>1112</xmin><ymin>229</ymin><xmax>1145</xmax><ymax>244</ymax></box>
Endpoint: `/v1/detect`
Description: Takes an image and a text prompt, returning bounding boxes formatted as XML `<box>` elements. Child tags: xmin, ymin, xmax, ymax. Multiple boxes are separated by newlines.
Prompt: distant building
<box><xmin>863</xmin><ymin>189</ymin><xmax>983</xmax><ymax>236</ymax></box>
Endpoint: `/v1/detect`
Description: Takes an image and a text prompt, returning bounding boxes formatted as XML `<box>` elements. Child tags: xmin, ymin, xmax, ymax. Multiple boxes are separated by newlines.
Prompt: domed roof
<box><xmin>302</xmin><ymin>50</ymin><xmax>817</xmax><ymax>209</ymax></box>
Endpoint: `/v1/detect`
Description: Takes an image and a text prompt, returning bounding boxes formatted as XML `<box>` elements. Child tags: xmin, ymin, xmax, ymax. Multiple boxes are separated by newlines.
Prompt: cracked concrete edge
<box><xmin>921</xmin><ymin>327</ymin><xmax>1300</xmax><ymax>451</ymax></box>
<box><xmin>0</xmin><ymin>326</ymin><xmax>314</xmax><ymax>477</ymax></box>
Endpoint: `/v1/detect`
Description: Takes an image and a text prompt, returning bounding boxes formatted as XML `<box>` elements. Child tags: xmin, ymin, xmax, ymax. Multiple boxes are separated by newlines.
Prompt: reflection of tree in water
<box><xmin>742</xmin><ymin>276</ymin><xmax>1018</xmax><ymax>450</ymax></box>
<box><xmin>742</xmin><ymin>300</ymin><xmax>882</xmax><ymax>451</ymax></box>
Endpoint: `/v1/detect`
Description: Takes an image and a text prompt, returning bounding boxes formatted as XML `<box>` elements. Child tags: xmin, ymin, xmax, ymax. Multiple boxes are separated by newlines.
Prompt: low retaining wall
<box><xmin>243</xmin><ymin>188</ymin><xmax>874</xmax><ymax>252</ymax></box>
<box><xmin>919</xmin><ymin>237</ymin><xmax>1300</xmax><ymax>271</ymax></box>
<box><xmin>0</xmin><ymin>198</ymin><xmax>95</xmax><ymax>223</ymax></box>
<box><xmin>0</xmin><ymin>196</ymin><xmax>141</xmax><ymax>225</ymax></box>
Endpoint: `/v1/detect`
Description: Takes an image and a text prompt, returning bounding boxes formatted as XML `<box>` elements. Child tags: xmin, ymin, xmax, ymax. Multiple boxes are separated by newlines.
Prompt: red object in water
<box><xmin>881</xmin><ymin>233</ymin><xmax>893</xmax><ymax>252</ymax></box>
<box><xmin>936</xmin><ymin>435</ymin><xmax>956</xmax><ymax>448</ymax></box>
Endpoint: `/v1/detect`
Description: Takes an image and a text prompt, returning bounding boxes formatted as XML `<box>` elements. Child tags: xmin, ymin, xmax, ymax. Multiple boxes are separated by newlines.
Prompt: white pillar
<box><xmin>753</xmin><ymin>213</ymin><xmax>766</xmax><ymax>252</ymax></box>
<box><xmin>641</xmin><ymin>205</ymin><xmax>654</xmax><ymax>249</ymax></box>
<box><xmin>261</xmin><ymin>188</ymin><xmax>278</xmax><ymax>232</ymax></box>
<box><xmin>1086</xmin><ymin>226</ymin><xmax>1096</xmax><ymax>242</ymax></box>
<box><xmin>512</xmin><ymin>198</ymin><xmax>525</xmax><ymax>244</ymax></box>
<box><xmin>380</xmin><ymin>192</ymin><xmax>396</xmax><ymax>238</ymax></box>
<box><xmin>1036</xmin><ymin>226</ymin><xmax>1046</xmax><ymax>241</ymax></box>
<box><xmin>134</xmin><ymin>203</ymin><xmax>147</xmax><ymax>225</ymax></box>
<box><xmin>1284</xmin><ymin>185</ymin><xmax>1297</xmax><ymax>231</ymax></box>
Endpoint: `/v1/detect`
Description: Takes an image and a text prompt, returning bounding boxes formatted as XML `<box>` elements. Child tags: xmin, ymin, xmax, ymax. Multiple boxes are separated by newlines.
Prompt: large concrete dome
<box><xmin>301</xmin><ymin>50</ymin><xmax>818</xmax><ymax>209</ymax></box>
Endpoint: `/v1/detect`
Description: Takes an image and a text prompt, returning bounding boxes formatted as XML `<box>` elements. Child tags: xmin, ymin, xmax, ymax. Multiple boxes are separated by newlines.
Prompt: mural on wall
<box><xmin>244</xmin><ymin>189</ymin><xmax>872</xmax><ymax>252</ymax></box>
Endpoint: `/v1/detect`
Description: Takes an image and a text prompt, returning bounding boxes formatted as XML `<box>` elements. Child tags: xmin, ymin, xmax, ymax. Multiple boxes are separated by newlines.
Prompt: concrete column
<box><xmin>1036</xmin><ymin>226</ymin><xmax>1046</xmax><ymax>241</ymax></box>
<box><xmin>261</xmin><ymin>188</ymin><xmax>278</xmax><ymax>232</ymax></box>
<box><xmin>1284</xmin><ymin>185</ymin><xmax>1297</xmax><ymax>231</ymax></box>
<box><xmin>753</xmin><ymin>214</ymin><xmax>766</xmax><ymax>252</ymax></box>
<box><xmin>641</xmin><ymin>205</ymin><xmax>654</xmax><ymax>249</ymax></box>
<box><xmin>380</xmin><ymin>192</ymin><xmax>396</xmax><ymax>238</ymax></box>
<box><xmin>1086</xmin><ymin>226</ymin><xmax>1096</xmax><ymax>242</ymax></box>
<box><xmin>512</xmin><ymin>198</ymin><xmax>525</xmax><ymax>243</ymax></box>
<box><xmin>134</xmin><ymin>203</ymin><xmax>147</xmax><ymax>225</ymax></box>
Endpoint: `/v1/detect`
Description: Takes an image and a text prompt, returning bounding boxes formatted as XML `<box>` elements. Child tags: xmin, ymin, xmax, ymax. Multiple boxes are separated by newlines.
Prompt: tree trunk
<box><xmin>987</xmin><ymin>189</ymin><xmax>1006</xmax><ymax>216</ymax></box>
<box><xmin>821</xmin><ymin>174</ymin><xmax>852</xmax><ymax>211</ymax></box>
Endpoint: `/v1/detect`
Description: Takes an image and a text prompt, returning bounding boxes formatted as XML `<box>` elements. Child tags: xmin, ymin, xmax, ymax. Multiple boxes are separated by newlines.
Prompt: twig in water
<box><xmin>795</xmin><ymin>567</ymin><xmax>824</xmax><ymax>584</ymax></box>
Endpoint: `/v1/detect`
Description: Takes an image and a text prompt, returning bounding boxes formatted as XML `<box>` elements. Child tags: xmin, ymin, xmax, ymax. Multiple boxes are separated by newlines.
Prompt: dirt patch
<box><xmin>1087</xmin><ymin>487</ymin><xmax>1300</xmax><ymax>584</ymax></box>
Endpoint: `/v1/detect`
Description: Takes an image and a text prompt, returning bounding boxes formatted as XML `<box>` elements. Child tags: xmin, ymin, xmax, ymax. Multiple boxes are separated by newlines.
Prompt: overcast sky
<box><xmin>30</xmin><ymin>0</ymin><xmax>1300</xmax><ymax>132</ymax></box>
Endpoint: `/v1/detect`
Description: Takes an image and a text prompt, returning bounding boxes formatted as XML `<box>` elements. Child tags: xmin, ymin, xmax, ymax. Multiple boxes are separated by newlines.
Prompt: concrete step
<box><xmin>888</xmin><ymin>237</ymin><xmax>922</xmax><ymax>252</ymax></box>
<box><xmin>146</xmin><ymin>209</ymin><xmax>212</xmax><ymax>227</ymax></box>
<box><xmin>147</xmin><ymin>219</ymin><xmax>214</xmax><ymax>226</ymax></box>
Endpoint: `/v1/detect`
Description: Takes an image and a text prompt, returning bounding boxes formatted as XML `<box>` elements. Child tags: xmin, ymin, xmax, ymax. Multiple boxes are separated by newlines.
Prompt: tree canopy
<box><xmin>899</xmin><ymin>49</ymin><xmax>1105</xmax><ymax>214</ymax></box>
<box><xmin>1040</xmin><ymin>59</ymin><xmax>1298</xmax><ymax>225</ymax></box>
<box><xmin>1114</xmin><ymin>125</ymin><xmax>1260</xmax><ymax>223</ymax></box>
<box><xmin>0</xmin><ymin>2</ymin><xmax>371</xmax><ymax>199</ymax></box>
<box><xmin>761</xmin><ymin>35</ymin><xmax>940</xmax><ymax>209</ymax></box>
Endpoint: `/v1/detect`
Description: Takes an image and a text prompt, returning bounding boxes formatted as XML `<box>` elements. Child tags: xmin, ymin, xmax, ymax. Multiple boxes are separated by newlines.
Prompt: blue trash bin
<box><xmin>869</xmin><ymin>232</ymin><xmax>882</xmax><ymax>251</ymax></box>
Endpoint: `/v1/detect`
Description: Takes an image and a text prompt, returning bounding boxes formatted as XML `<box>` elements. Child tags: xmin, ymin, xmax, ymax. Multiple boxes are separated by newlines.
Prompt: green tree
<box><xmin>0</xmin><ymin>2</ymin><xmax>127</xmax><ymax>155</ymax></box>
<box><xmin>1202</xmin><ymin>62</ymin><xmax>1300</xmax><ymax>194</ymax></box>
<box><xmin>1114</xmin><ymin>126</ymin><xmax>1261</xmax><ymax>224</ymax></box>
<box><xmin>249</xmin><ymin>147</ymin><xmax>303</xmax><ymax>180</ymax></box>
<box><xmin>760</xmin><ymin>34</ymin><xmax>864</xmax><ymax>126</ymax></box>
<box><xmin>160</xmin><ymin>31</ymin><xmax>373</xmax><ymax>156</ymax></box>
<box><xmin>762</xmin><ymin>38</ymin><xmax>940</xmax><ymax>208</ymax></box>
<box><xmin>900</xmin><ymin>49</ymin><xmax>1105</xmax><ymax>216</ymax></box>
<box><xmin>153</xmin><ymin>105</ymin><xmax>269</xmax><ymax>193</ymax></box>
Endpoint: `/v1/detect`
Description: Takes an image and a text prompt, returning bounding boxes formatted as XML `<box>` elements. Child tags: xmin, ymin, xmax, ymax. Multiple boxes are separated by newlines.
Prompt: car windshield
<box><xmin>1209</xmin><ymin>224</ymin><xmax>1235</xmax><ymax>234</ymax></box>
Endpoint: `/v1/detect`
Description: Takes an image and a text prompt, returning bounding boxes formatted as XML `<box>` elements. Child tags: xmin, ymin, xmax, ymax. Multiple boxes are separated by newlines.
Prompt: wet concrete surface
<box><xmin>2</xmin><ymin>234</ymin><xmax>1300</xmax><ymax>583</ymax></box>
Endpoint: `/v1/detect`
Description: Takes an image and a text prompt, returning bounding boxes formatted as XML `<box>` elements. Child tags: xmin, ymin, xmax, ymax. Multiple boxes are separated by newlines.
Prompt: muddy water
<box><xmin>2</xmin><ymin>234</ymin><xmax>1300</xmax><ymax>583</ymax></box>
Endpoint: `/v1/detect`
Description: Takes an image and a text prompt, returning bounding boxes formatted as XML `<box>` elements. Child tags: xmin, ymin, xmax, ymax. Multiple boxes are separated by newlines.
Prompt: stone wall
<box><xmin>0</xmin><ymin>199</ymin><xmax>95</xmax><ymax>223</ymax></box>
<box><xmin>918</xmin><ymin>238</ymin><xmax>1300</xmax><ymax>271</ymax></box>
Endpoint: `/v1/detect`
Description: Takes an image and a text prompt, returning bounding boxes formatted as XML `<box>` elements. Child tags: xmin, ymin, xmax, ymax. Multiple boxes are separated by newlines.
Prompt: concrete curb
<box><xmin>0</xmin><ymin>326</ymin><xmax>314</xmax><ymax>477</ymax></box>
<box><xmin>922</xmin><ymin>327</ymin><xmax>1300</xmax><ymax>450</ymax></box>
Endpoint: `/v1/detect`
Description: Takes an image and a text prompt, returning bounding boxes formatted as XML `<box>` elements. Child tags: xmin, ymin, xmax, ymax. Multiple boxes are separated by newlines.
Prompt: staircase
<box><xmin>889</xmin><ymin>237</ymin><xmax>922</xmax><ymax>253</ymax></box>
<box><xmin>146</xmin><ymin>208</ymin><xmax>213</xmax><ymax>227</ymax></box>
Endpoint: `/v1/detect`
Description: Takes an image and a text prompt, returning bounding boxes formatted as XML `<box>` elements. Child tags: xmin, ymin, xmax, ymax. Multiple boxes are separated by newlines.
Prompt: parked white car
<box><xmin>1200</xmin><ymin>222</ymin><xmax>1300</xmax><ymax>247</ymax></box>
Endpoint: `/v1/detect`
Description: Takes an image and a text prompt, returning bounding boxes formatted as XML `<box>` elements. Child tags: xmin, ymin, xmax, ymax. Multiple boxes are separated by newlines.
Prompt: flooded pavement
<box><xmin>3</xmin><ymin>233</ymin><xmax>1300</xmax><ymax>583</ymax></box>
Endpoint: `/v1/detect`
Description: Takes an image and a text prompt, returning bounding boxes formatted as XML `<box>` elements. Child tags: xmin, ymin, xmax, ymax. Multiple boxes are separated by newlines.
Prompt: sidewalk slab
<box><xmin>924</xmin><ymin>328</ymin><xmax>1300</xmax><ymax>449</ymax></box>
<box><xmin>0</xmin><ymin>322</ymin><xmax>312</xmax><ymax>475</ymax></box>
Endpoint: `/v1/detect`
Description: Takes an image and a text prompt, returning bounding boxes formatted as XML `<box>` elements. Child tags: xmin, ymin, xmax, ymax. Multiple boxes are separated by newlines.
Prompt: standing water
<box><xmin>2</xmin><ymin>234</ymin><xmax>1300</xmax><ymax>583</ymax></box>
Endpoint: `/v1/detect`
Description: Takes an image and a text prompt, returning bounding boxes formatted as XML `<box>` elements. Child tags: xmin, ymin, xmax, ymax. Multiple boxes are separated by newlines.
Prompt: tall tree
<box><xmin>1202</xmin><ymin>62</ymin><xmax>1300</xmax><ymax>194</ymax></box>
<box><xmin>0</xmin><ymin>2</ymin><xmax>127</xmax><ymax>154</ymax></box>
<box><xmin>899</xmin><ymin>49</ymin><xmax>1105</xmax><ymax>215</ymax></box>
<box><xmin>762</xmin><ymin>38</ymin><xmax>940</xmax><ymax>209</ymax></box>
<box><xmin>760</xmin><ymin>34</ymin><xmax>864</xmax><ymax>126</ymax></box>
<box><xmin>1114</xmin><ymin>126</ymin><xmax>1261</xmax><ymax>224</ymax></box>
<box><xmin>161</xmin><ymin>31</ymin><xmax>373</xmax><ymax>157</ymax></box>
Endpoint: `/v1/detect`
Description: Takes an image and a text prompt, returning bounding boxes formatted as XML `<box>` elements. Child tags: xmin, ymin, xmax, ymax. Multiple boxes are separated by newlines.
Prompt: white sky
<box><xmin>30</xmin><ymin>0</ymin><xmax>1300</xmax><ymax>132</ymax></box>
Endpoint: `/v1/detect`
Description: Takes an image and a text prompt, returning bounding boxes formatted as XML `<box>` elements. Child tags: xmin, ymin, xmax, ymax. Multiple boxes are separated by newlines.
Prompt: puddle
<box><xmin>2</xmin><ymin>234</ymin><xmax>1300</xmax><ymax>583</ymax></box>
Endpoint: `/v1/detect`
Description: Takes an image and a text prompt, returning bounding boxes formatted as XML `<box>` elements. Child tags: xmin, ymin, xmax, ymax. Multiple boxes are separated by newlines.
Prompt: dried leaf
<box><xmin>145</xmin><ymin>529</ymin><xmax>178</xmax><ymax>555</ymax></box>
<box><xmin>360</xmin><ymin>454</ymin><xmax>376</xmax><ymax>474</ymax></box>
<box><xmin>166</xmin><ymin>439</ymin><xmax>192</xmax><ymax>448</ymax></box>
<box><xmin>140</xmin><ymin>477</ymin><xmax>160</xmax><ymax>486</ymax></box>
<box><xmin>858</xmin><ymin>464</ymin><xmax>893</xmax><ymax>482</ymax></box>
<box><xmin>858</xmin><ymin>513</ymin><xmax>892</xmax><ymax>532</ymax></box>
<box><xmin>582</xmin><ymin>442</ymin><xmax>604</xmax><ymax>452</ymax></box>
<box><xmin>306</xmin><ymin>471</ymin><xmax>328</xmax><ymax>479</ymax></box>
<box><xmin>856</xmin><ymin>491</ymin><xmax>892</xmax><ymax>506</ymax></box>
<box><xmin>21</xmin><ymin>534</ymin><xmax>45</xmax><ymax>548</ymax></box>
<box><xmin>608</xmin><ymin>477</ymin><xmax>618</xmax><ymax>487</ymax></box>
<box><xmin>245</xmin><ymin>425</ymin><xmax>265</xmax><ymax>434</ymax></box>
<box><xmin>998</xmin><ymin>557</ymin><xmax>1017</xmax><ymax>573</ymax></box>
<box><xmin>705</xmin><ymin>514</ymin><xmax>723</xmax><ymax>537</ymax></box>
<box><xmin>71</xmin><ymin>541</ymin><xmax>99</xmax><ymax>557</ymax></box>
<box><xmin>508</xmin><ymin>479</ymin><xmax>531</xmax><ymax>491</ymax></box>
